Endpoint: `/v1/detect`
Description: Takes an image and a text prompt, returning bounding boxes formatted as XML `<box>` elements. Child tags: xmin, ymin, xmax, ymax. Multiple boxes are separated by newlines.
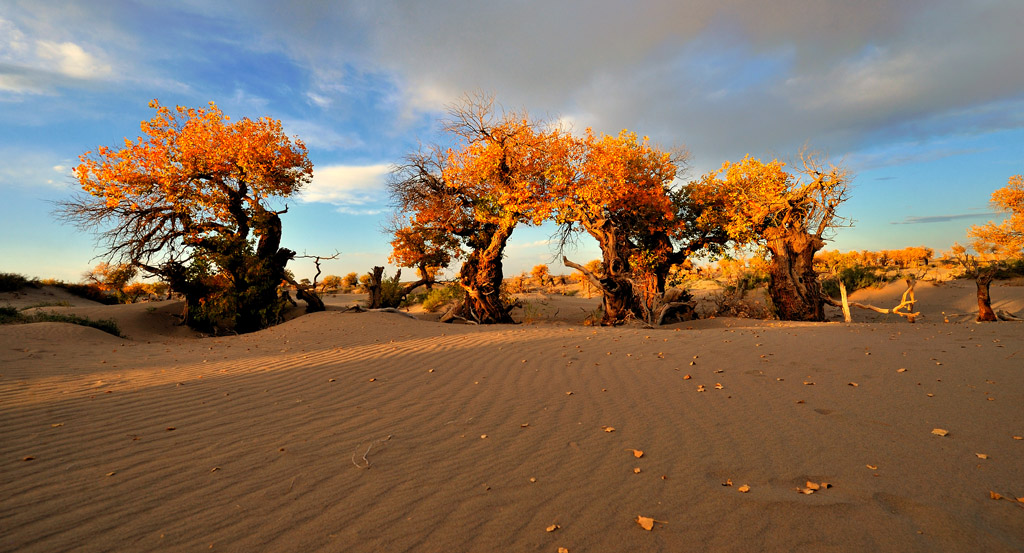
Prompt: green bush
<box><xmin>821</xmin><ymin>265</ymin><xmax>895</xmax><ymax>298</ymax></box>
<box><xmin>421</xmin><ymin>285</ymin><xmax>465</xmax><ymax>312</ymax></box>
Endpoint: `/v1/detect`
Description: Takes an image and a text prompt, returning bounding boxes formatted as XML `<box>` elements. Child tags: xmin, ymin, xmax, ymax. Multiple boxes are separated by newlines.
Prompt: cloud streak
<box><xmin>891</xmin><ymin>212</ymin><xmax>996</xmax><ymax>225</ymax></box>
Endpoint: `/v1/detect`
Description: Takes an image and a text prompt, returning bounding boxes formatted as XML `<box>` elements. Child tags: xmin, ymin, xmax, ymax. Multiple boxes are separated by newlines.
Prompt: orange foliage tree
<box><xmin>60</xmin><ymin>100</ymin><xmax>313</xmax><ymax>332</ymax></box>
<box><xmin>388</xmin><ymin>222</ymin><xmax>460</xmax><ymax>292</ymax></box>
<box><xmin>965</xmin><ymin>174</ymin><xmax>1024</xmax><ymax>321</ymax></box>
<box><xmin>698</xmin><ymin>152</ymin><xmax>851</xmax><ymax>321</ymax></box>
<box><xmin>389</xmin><ymin>95</ymin><xmax>554</xmax><ymax>323</ymax></box>
<box><xmin>553</xmin><ymin>129</ymin><xmax>730</xmax><ymax>324</ymax></box>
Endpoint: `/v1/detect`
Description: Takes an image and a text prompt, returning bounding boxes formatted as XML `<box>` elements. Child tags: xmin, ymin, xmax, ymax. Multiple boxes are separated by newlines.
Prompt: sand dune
<box><xmin>1</xmin><ymin>285</ymin><xmax>1022</xmax><ymax>552</ymax></box>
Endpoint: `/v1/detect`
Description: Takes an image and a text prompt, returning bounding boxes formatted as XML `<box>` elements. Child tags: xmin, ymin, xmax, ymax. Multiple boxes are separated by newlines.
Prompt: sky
<box><xmin>1</xmin><ymin>0</ymin><xmax>1022</xmax><ymax>282</ymax></box>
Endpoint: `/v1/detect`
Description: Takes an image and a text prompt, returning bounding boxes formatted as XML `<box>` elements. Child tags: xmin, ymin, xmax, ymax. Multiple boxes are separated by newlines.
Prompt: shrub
<box><xmin>421</xmin><ymin>285</ymin><xmax>465</xmax><ymax>312</ymax></box>
<box><xmin>0</xmin><ymin>307</ymin><xmax>122</xmax><ymax>337</ymax></box>
<box><xmin>821</xmin><ymin>265</ymin><xmax>894</xmax><ymax>298</ymax></box>
<box><xmin>0</xmin><ymin>273</ymin><xmax>40</xmax><ymax>292</ymax></box>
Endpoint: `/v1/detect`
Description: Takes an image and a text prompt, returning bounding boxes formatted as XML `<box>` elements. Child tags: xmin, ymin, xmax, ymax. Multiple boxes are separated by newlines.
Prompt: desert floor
<box><xmin>1</xmin><ymin>280</ymin><xmax>1022</xmax><ymax>552</ymax></box>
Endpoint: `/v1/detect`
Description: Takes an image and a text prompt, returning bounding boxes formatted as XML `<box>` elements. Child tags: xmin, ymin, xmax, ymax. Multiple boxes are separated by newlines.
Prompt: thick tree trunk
<box><xmin>445</xmin><ymin>223</ymin><xmax>516</xmax><ymax>324</ymax></box>
<box><xmin>976</xmin><ymin>271</ymin><xmax>997</xmax><ymax>322</ymax></box>
<box><xmin>563</xmin><ymin>255</ymin><xmax>643</xmax><ymax>325</ymax></box>
<box><xmin>367</xmin><ymin>266</ymin><xmax>385</xmax><ymax>309</ymax></box>
<box><xmin>766</xmin><ymin>231</ymin><xmax>825</xmax><ymax>321</ymax></box>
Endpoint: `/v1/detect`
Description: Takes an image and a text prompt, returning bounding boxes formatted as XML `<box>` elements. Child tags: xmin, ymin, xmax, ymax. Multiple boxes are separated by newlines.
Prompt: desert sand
<box><xmin>1</xmin><ymin>281</ymin><xmax>1022</xmax><ymax>552</ymax></box>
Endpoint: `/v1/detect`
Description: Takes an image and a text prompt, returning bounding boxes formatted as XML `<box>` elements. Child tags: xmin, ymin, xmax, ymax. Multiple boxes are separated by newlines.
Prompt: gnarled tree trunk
<box><xmin>766</xmin><ymin>230</ymin><xmax>825</xmax><ymax>321</ymax></box>
<box><xmin>444</xmin><ymin>223</ymin><xmax>516</xmax><ymax>324</ymax></box>
<box><xmin>367</xmin><ymin>266</ymin><xmax>385</xmax><ymax>309</ymax></box>
<box><xmin>976</xmin><ymin>271</ymin><xmax>997</xmax><ymax>322</ymax></box>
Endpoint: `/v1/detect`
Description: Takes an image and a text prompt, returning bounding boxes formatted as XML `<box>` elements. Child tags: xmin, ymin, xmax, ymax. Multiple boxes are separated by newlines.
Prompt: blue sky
<box><xmin>1</xmin><ymin>0</ymin><xmax>1022</xmax><ymax>282</ymax></box>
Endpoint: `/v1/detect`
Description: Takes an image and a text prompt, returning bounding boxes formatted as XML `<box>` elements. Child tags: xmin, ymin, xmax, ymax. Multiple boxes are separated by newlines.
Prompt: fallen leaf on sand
<box><xmin>565</xmin><ymin>391</ymin><xmax>573</xmax><ymax>396</ymax></box>
<box><xmin>798</xmin><ymin>487</ymin><xmax>815</xmax><ymax>494</ymax></box>
<box><xmin>722</xmin><ymin>479</ymin><xmax>733</xmax><ymax>486</ymax></box>
<box><xmin>1015</xmin><ymin>436</ymin><xmax>1023</xmax><ymax>440</ymax></box>
<box><xmin>633</xmin><ymin>467</ymin><xmax>642</xmax><ymax>474</ymax></box>
<box><xmin>636</xmin><ymin>516</ymin><xmax>665</xmax><ymax>531</ymax></box>
<box><xmin>520</xmin><ymin>423</ymin><xmax>529</xmax><ymax>428</ymax></box>
<box><xmin>697</xmin><ymin>385</ymin><xmax>706</xmax><ymax>392</ymax></box>
<box><xmin>328</xmin><ymin>378</ymin><xmax>336</xmax><ymax>382</ymax></box>
<box><xmin>558</xmin><ymin>548</ymin><xmax>569</xmax><ymax>553</ymax></box>
<box><xmin>629</xmin><ymin>449</ymin><xmax>644</xmax><ymax>458</ymax></box>
<box><xmin>529</xmin><ymin>477</ymin><xmax>536</xmax><ymax>483</ymax></box>
<box><xmin>806</xmin><ymin>481</ymin><xmax>820</xmax><ymax>491</ymax></box>
<box><xmin>738</xmin><ymin>485</ymin><xmax>751</xmax><ymax>493</ymax></box>
<box><xmin>803</xmin><ymin>381</ymin><xmax>814</xmax><ymax>386</ymax></box>
<box><xmin>848</xmin><ymin>382</ymin><xmax>859</xmax><ymax>387</ymax></box>
<box><xmin>166</xmin><ymin>427</ymin><xmax>176</xmax><ymax>431</ymax></box>
<box><xmin>368</xmin><ymin>378</ymin><xmax>376</xmax><ymax>382</ymax></box>
<box><xmin>990</xmin><ymin>491</ymin><xmax>1003</xmax><ymax>500</ymax></box>
<box><xmin>602</xmin><ymin>426</ymin><xmax>615</xmax><ymax>432</ymax></box>
<box><xmin>714</xmin><ymin>383</ymin><xmax>723</xmax><ymax>390</ymax></box>
<box><xmin>105</xmin><ymin>471</ymin><xmax>116</xmax><ymax>477</ymax></box>
<box><xmin>22</xmin><ymin>456</ymin><xmax>34</xmax><ymax>461</ymax></box>
<box><xmin>546</xmin><ymin>524</ymin><xmax>560</xmax><ymax>532</ymax></box>
<box><xmin>976</xmin><ymin>453</ymin><xmax>988</xmax><ymax>459</ymax></box>
<box><xmin>897</xmin><ymin>368</ymin><xmax>907</xmax><ymax>373</ymax></box>
<box><xmin>683</xmin><ymin>374</ymin><xmax>691</xmax><ymax>380</ymax></box>
<box><xmin>480</xmin><ymin>434</ymin><xmax>487</xmax><ymax>439</ymax></box>
<box><xmin>210</xmin><ymin>467</ymin><xmax>220</xmax><ymax>472</ymax></box>
<box><xmin>866</xmin><ymin>465</ymin><xmax>878</xmax><ymax>470</ymax></box>
<box><xmin>50</xmin><ymin>423</ymin><xmax>63</xmax><ymax>427</ymax></box>
<box><xmin>931</xmin><ymin>428</ymin><xmax>949</xmax><ymax>437</ymax></box>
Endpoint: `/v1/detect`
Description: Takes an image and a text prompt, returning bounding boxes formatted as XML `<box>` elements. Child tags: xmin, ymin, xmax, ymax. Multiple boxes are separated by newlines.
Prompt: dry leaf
<box><xmin>990</xmin><ymin>491</ymin><xmax>1003</xmax><ymax>500</ymax></box>
<box><xmin>50</xmin><ymin>423</ymin><xmax>63</xmax><ymax>427</ymax></box>
<box><xmin>529</xmin><ymin>477</ymin><xmax>536</xmax><ymax>483</ymax></box>
<box><xmin>22</xmin><ymin>456</ymin><xmax>34</xmax><ymax>461</ymax></box>
<box><xmin>633</xmin><ymin>467</ymin><xmax>642</xmax><ymax>474</ymax></box>
<box><xmin>546</xmin><ymin>524</ymin><xmax>560</xmax><ymax>532</ymax></box>
<box><xmin>105</xmin><ymin>471</ymin><xmax>116</xmax><ymax>477</ymax></box>
<box><xmin>166</xmin><ymin>427</ymin><xmax>176</xmax><ymax>431</ymax></box>
<box><xmin>210</xmin><ymin>467</ymin><xmax>220</xmax><ymax>472</ymax></box>
<box><xmin>926</xmin><ymin>393</ymin><xmax>934</xmax><ymax>397</ymax></box>
<box><xmin>806</xmin><ymin>481</ymin><xmax>820</xmax><ymax>491</ymax></box>
<box><xmin>738</xmin><ymin>484</ymin><xmax>750</xmax><ymax>493</ymax></box>
<box><xmin>565</xmin><ymin>391</ymin><xmax>573</xmax><ymax>396</ymax></box>
<box><xmin>428</xmin><ymin>369</ymin><xmax>434</xmax><ymax>373</ymax></box>
<box><xmin>328</xmin><ymin>378</ymin><xmax>336</xmax><ymax>382</ymax></box>
<box><xmin>480</xmin><ymin>434</ymin><xmax>488</xmax><ymax>439</ymax></box>
<box><xmin>629</xmin><ymin>449</ymin><xmax>644</xmax><ymax>458</ymax></box>
<box><xmin>795</xmin><ymin>400</ymin><xmax>805</xmax><ymax>404</ymax></box>
<box><xmin>931</xmin><ymin>428</ymin><xmax>949</xmax><ymax>437</ymax></box>
<box><xmin>866</xmin><ymin>464</ymin><xmax>878</xmax><ymax>470</ymax></box>
<box><xmin>368</xmin><ymin>378</ymin><xmax>376</xmax><ymax>382</ymax></box>
<box><xmin>821</xmin><ymin>482</ymin><xmax>832</xmax><ymax>489</ymax></box>
<box><xmin>1015</xmin><ymin>436</ymin><xmax>1023</xmax><ymax>440</ymax></box>
<box><xmin>696</xmin><ymin>385</ymin><xmax>706</xmax><ymax>392</ymax></box>
<box><xmin>798</xmin><ymin>487</ymin><xmax>815</xmax><ymax>495</ymax></box>
<box><xmin>683</xmin><ymin>374</ymin><xmax>691</xmax><ymax>380</ymax></box>
<box><xmin>558</xmin><ymin>548</ymin><xmax>569</xmax><ymax>553</ymax></box>
<box><xmin>976</xmin><ymin>453</ymin><xmax>988</xmax><ymax>459</ymax></box>
<box><xmin>520</xmin><ymin>423</ymin><xmax>530</xmax><ymax>428</ymax></box>
<box><xmin>602</xmin><ymin>426</ymin><xmax>615</xmax><ymax>433</ymax></box>
<box><xmin>714</xmin><ymin>369</ymin><xmax>724</xmax><ymax>374</ymax></box>
<box><xmin>722</xmin><ymin>479</ymin><xmax>733</xmax><ymax>486</ymax></box>
<box><xmin>803</xmin><ymin>381</ymin><xmax>814</xmax><ymax>385</ymax></box>
<box><xmin>897</xmin><ymin>368</ymin><xmax>907</xmax><ymax>373</ymax></box>
<box><xmin>636</xmin><ymin>516</ymin><xmax>655</xmax><ymax>531</ymax></box>
<box><xmin>714</xmin><ymin>383</ymin><xmax>723</xmax><ymax>390</ymax></box>
<box><xmin>848</xmin><ymin>382</ymin><xmax>859</xmax><ymax>387</ymax></box>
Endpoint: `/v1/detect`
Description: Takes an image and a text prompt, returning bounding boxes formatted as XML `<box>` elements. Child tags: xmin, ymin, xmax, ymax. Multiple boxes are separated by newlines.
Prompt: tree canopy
<box><xmin>61</xmin><ymin>100</ymin><xmax>313</xmax><ymax>332</ymax></box>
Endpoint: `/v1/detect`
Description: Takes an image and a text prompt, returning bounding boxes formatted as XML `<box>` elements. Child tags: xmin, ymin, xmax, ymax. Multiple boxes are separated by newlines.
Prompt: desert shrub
<box><xmin>0</xmin><ymin>273</ymin><xmax>40</xmax><ymax>292</ymax></box>
<box><xmin>0</xmin><ymin>307</ymin><xmax>121</xmax><ymax>336</ymax></box>
<box><xmin>20</xmin><ymin>301</ymin><xmax>71</xmax><ymax>310</ymax></box>
<box><xmin>421</xmin><ymin>285</ymin><xmax>465</xmax><ymax>312</ymax></box>
<box><xmin>707</xmin><ymin>288</ymin><xmax>775</xmax><ymax>319</ymax></box>
<box><xmin>54</xmin><ymin>282</ymin><xmax>120</xmax><ymax>305</ymax></box>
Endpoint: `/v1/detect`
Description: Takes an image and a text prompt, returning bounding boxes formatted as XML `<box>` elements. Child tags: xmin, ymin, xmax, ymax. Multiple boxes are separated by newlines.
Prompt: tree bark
<box><xmin>766</xmin><ymin>230</ymin><xmax>825</xmax><ymax>321</ymax></box>
<box><xmin>976</xmin><ymin>271</ymin><xmax>997</xmax><ymax>322</ymax></box>
<box><xmin>367</xmin><ymin>266</ymin><xmax>385</xmax><ymax>309</ymax></box>
<box><xmin>444</xmin><ymin>223</ymin><xmax>516</xmax><ymax>324</ymax></box>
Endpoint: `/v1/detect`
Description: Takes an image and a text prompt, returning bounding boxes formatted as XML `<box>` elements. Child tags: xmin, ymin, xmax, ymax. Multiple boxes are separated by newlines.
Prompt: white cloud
<box><xmin>300</xmin><ymin>163</ymin><xmax>391</xmax><ymax>207</ymax></box>
<box><xmin>0</xmin><ymin>149</ymin><xmax>74</xmax><ymax>189</ymax></box>
<box><xmin>35</xmin><ymin>40</ymin><xmax>110</xmax><ymax>79</ymax></box>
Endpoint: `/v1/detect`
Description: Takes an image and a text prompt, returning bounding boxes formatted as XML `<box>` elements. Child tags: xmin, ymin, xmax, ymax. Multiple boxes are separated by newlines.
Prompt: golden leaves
<box><xmin>798</xmin><ymin>481</ymin><xmax>831</xmax><ymax>494</ymax></box>
<box><xmin>737</xmin><ymin>485</ymin><xmax>751</xmax><ymax>493</ymax></box>
<box><xmin>975</xmin><ymin>453</ymin><xmax>988</xmax><ymax>460</ymax></box>
<box><xmin>931</xmin><ymin>429</ymin><xmax>949</xmax><ymax>437</ymax></box>
<box><xmin>628</xmin><ymin>449</ymin><xmax>644</xmax><ymax>458</ymax></box>
<box><xmin>546</xmin><ymin>524</ymin><xmax>560</xmax><ymax>532</ymax></box>
<box><xmin>601</xmin><ymin>426</ymin><xmax>615</xmax><ymax>433</ymax></box>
